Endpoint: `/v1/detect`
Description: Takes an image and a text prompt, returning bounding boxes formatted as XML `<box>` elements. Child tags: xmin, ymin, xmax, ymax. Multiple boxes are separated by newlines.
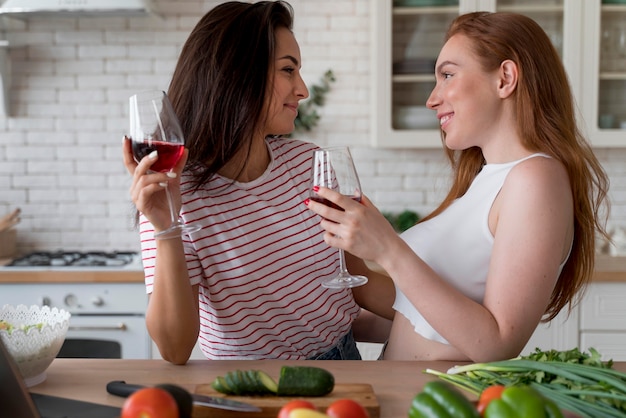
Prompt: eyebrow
<box><xmin>277</xmin><ymin>54</ymin><xmax>299</xmax><ymax>66</ymax></box>
<box><xmin>435</xmin><ymin>60</ymin><xmax>456</xmax><ymax>73</ymax></box>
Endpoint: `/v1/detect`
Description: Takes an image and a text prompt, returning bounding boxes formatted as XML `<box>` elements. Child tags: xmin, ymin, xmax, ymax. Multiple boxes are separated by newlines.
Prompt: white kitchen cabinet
<box><xmin>580</xmin><ymin>1</ymin><xmax>626</xmax><ymax>146</ymax></box>
<box><xmin>371</xmin><ymin>0</ymin><xmax>626</xmax><ymax>148</ymax></box>
<box><xmin>579</xmin><ymin>283</ymin><xmax>626</xmax><ymax>360</ymax></box>
<box><xmin>522</xmin><ymin>282</ymin><xmax>626</xmax><ymax>361</ymax></box>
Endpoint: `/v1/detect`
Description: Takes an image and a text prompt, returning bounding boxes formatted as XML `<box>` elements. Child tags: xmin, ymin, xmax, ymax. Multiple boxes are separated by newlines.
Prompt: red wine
<box><xmin>132</xmin><ymin>140</ymin><xmax>184</xmax><ymax>173</ymax></box>
<box><xmin>310</xmin><ymin>195</ymin><xmax>360</xmax><ymax>211</ymax></box>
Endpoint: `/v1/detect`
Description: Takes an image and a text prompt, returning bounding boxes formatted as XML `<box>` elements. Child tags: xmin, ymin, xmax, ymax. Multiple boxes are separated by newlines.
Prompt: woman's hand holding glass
<box><xmin>308</xmin><ymin>186</ymin><xmax>398</xmax><ymax>268</ymax></box>
<box><xmin>123</xmin><ymin>137</ymin><xmax>188</xmax><ymax>235</ymax></box>
<box><xmin>125</xmin><ymin>90</ymin><xmax>201</xmax><ymax>239</ymax></box>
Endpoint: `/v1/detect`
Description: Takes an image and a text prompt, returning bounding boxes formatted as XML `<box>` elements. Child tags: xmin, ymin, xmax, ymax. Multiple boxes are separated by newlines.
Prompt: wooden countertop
<box><xmin>30</xmin><ymin>359</ymin><xmax>626</xmax><ymax>418</ymax></box>
<box><xmin>0</xmin><ymin>256</ymin><xmax>145</xmax><ymax>283</ymax></box>
<box><xmin>0</xmin><ymin>269</ymin><xmax>145</xmax><ymax>283</ymax></box>
<box><xmin>0</xmin><ymin>268</ymin><xmax>144</xmax><ymax>284</ymax></box>
<box><xmin>592</xmin><ymin>255</ymin><xmax>626</xmax><ymax>282</ymax></box>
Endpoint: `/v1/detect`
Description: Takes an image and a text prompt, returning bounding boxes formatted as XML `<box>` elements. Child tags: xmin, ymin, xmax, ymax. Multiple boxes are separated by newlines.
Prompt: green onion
<box><xmin>424</xmin><ymin>348</ymin><xmax>626</xmax><ymax>418</ymax></box>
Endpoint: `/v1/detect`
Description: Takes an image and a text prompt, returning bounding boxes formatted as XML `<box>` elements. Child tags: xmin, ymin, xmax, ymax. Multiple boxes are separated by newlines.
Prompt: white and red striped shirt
<box><xmin>139</xmin><ymin>138</ymin><xmax>360</xmax><ymax>359</ymax></box>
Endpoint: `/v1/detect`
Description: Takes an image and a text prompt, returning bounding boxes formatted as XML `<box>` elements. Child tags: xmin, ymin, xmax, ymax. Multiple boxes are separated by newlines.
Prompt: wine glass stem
<box><xmin>164</xmin><ymin>183</ymin><xmax>180</xmax><ymax>227</ymax></box>
<box><xmin>338</xmin><ymin>248</ymin><xmax>349</xmax><ymax>276</ymax></box>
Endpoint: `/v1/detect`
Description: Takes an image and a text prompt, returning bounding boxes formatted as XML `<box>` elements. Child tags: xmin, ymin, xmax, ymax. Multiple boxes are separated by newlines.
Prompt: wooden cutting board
<box><xmin>192</xmin><ymin>383</ymin><xmax>380</xmax><ymax>417</ymax></box>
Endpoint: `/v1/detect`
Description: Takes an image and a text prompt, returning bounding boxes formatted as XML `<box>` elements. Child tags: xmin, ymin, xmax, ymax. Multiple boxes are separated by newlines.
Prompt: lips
<box><xmin>285</xmin><ymin>103</ymin><xmax>298</xmax><ymax>114</ymax></box>
<box><xmin>439</xmin><ymin>113</ymin><xmax>453</xmax><ymax>129</ymax></box>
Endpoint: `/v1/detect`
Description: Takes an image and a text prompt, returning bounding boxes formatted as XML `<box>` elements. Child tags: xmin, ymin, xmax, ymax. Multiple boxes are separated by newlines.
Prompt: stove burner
<box><xmin>7</xmin><ymin>251</ymin><xmax>138</xmax><ymax>268</ymax></box>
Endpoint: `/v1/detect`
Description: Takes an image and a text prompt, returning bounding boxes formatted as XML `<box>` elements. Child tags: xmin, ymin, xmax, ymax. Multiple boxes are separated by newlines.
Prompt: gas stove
<box><xmin>6</xmin><ymin>251</ymin><xmax>138</xmax><ymax>268</ymax></box>
<box><xmin>0</xmin><ymin>251</ymin><xmax>143</xmax><ymax>273</ymax></box>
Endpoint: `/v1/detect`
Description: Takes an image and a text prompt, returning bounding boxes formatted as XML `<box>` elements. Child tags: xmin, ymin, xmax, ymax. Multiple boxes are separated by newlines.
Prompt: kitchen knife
<box><xmin>106</xmin><ymin>380</ymin><xmax>262</xmax><ymax>412</ymax></box>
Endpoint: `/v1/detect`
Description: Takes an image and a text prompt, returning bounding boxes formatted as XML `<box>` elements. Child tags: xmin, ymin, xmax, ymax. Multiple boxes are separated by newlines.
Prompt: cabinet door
<box><xmin>580</xmin><ymin>0</ymin><xmax>626</xmax><ymax>146</ymax></box>
<box><xmin>579</xmin><ymin>282</ymin><xmax>626</xmax><ymax>330</ymax></box>
<box><xmin>579</xmin><ymin>282</ymin><xmax>626</xmax><ymax>360</ymax></box>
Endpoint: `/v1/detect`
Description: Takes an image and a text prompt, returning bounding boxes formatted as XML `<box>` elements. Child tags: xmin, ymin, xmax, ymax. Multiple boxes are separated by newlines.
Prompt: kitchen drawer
<box><xmin>580</xmin><ymin>283</ymin><xmax>626</xmax><ymax>330</ymax></box>
<box><xmin>580</xmin><ymin>332</ymin><xmax>626</xmax><ymax>361</ymax></box>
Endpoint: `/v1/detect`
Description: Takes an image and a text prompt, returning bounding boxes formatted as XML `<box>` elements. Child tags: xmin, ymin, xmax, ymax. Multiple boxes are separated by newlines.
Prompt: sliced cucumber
<box><xmin>211</xmin><ymin>375</ymin><xmax>232</xmax><ymax>394</ymax></box>
<box><xmin>255</xmin><ymin>370</ymin><xmax>278</xmax><ymax>394</ymax></box>
<box><xmin>211</xmin><ymin>366</ymin><xmax>333</xmax><ymax>397</ymax></box>
<box><xmin>277</xmin><ymin>366</ymin><xmax>335</xmax><ymax>396</ymax></box>
<box><xmin>224</xmin><ymin>370</ymin><xmax>243</xmax><ymax>395</ymax></box>
<box><xmin>212</xmin><ymin>369</ymin><xmax>279</xmax><ymax>395</ymax></box>
<box><xmin>240</xmin><ymin>370</ymin><xmax>257</xmax><ymax>393</ymax></box>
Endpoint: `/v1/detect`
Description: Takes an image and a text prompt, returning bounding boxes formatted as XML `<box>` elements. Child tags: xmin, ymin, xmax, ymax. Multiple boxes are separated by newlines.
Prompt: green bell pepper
<box><xmin>408</xmin><ymin>380</ymin><xmax>480</xmax><ymax>418</ymax></box>
<box><xmin>484</xmin><ymin>385</ymin><xmax>563</xmax><ymax>418</ymax></box>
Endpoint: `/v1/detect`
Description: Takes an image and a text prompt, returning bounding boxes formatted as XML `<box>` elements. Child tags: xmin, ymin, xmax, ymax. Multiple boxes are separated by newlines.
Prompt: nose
<box><xmin>296</xmin><ymin>74</ymin><xmax>309</xmax><ymax>100</ymax></box>
<box><xmin>426</xmin><ymin>84</ymin><xmax>440</xmax><ymax>110</ymax></box>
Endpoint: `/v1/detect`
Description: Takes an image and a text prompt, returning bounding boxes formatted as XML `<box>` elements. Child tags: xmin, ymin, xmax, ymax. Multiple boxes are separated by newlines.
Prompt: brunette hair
<box><xmin>167</xmin><ymin>1</ymin><xmax>294</xmax><ymax>189</ymax></box>
<box><xmin>424</xmin><ymin>12</ymin><xmax>610</xmax><ymax>321</ymax></box>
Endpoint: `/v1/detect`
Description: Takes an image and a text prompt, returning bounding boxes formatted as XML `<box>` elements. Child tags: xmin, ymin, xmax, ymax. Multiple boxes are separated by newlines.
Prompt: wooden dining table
<box><xmin>30</xmin><ymin>358</ymin><xmax>626</xmax><ymax>418</ymax></box>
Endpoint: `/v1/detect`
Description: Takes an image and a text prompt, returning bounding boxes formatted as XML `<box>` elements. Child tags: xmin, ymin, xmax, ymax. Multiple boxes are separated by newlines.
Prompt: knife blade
<box><xmin>106</xmin><ymin>380</ymin><xmax>262</xmax><ymax>412</ymax></box>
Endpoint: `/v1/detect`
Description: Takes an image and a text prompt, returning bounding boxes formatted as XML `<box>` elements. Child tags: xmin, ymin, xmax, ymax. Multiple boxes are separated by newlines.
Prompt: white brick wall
<box><xmin>0</xmin><ymin>0</ymin><xmax>624</xmax><ymax>253</ymax></box>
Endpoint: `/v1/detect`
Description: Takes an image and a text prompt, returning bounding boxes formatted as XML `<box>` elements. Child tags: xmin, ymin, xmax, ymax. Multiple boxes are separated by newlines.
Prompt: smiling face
<box><xmin>426</xmin><ymin>34</ymin><xmax>510</xmax><ymax>151</ymax></box>
<box><xmin>264</xmin><ymin>27</ymin><xmax>309</xmax><ymax>136</ymax></box>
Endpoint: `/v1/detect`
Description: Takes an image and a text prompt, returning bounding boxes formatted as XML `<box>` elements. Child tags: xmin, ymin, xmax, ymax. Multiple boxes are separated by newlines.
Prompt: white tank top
<box><xmin>393</xmin><ymin>153</ymin><xmax>559</xmax><ymax>344</ymax></box>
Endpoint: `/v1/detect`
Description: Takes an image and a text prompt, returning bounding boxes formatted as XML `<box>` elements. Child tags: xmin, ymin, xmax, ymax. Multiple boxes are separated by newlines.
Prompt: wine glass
<box><xmin>128</xmin><ymin>90</ymin><xmax>201</xmax><ymax>240</ymax></box>
<box><xmin>310</xmin><ymin>146</ymin><xmax>368</xmax><ymax>289</ymax></box>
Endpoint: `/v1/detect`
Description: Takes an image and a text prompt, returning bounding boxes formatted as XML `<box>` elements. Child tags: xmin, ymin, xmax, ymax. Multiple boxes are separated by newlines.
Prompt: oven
<box><xmin>0</xmin><ymin>251</ymin><xmax>150</xmax><ymax>359</ymax></box>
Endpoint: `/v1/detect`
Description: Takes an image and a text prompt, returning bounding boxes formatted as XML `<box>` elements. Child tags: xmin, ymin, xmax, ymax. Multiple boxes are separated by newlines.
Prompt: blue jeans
<box><xmin>307</xmin><ymin>329</ymin><xmax>362</xmax><ymax>360</ymax></box>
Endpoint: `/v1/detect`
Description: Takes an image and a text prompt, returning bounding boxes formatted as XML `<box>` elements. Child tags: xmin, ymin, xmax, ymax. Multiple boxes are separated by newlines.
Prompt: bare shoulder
<box><xmin>495</xmin><ymin>155</ymin><xmax>573</xmax><ymax>229</ymax></box>
<box><xmin>505</xmin><ymin>155</ymin><xmax>571</xmax><ymax>196</ymax></box>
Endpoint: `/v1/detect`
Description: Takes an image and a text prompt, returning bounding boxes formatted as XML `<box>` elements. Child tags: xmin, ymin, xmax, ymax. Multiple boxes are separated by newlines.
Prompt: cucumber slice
<box><xmin>239</xmin><ymin>369</ymin><xmax>258</xmax><ymax>394</ymax></box>
<box><xmin>224</xmin><ymin>370</ymin><xmax>243</xmax><ymax>395</ymax></box>
<box><xmin>243</xmin><ymin>370</ymin><xmax>262</xmax><ymax>394</ymax></box>
<box><xmin>254</xmin><ymin>370</ymin><xmax>278</xmax><ymax>394</ymax></box>
<box><xmin>277</xmin><ymin>366</ymin><xmax>335</xmax><ymax>396</ymax></box>
<box><xmin>211</xmin><ymin>375</ymin><xmax>234</xmax><ymax>395</ymax></box>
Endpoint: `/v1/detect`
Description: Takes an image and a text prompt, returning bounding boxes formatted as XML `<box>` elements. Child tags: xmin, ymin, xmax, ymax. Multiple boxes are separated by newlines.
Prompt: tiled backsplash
<box><xmin>0</xmin><ymin>0</ymin><xmax>624</xmax><ymax>253</ymax></box>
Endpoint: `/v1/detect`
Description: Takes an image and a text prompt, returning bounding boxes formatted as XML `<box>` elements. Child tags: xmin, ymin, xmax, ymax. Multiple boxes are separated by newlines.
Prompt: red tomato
<box><xmin>121</xmin><ymin>387</ymin><xmax>179</xmax><ymax>418</ymax></box>
<box><xmin>326</xmin><ymin>399</ymin><xmax>369</xmax><ymax>418</ymax></box>
<box><xmin>278</xmin><ymin>400</ymin><xmax>317</xmax><ymax>418</ymax></box>
<box><xmin>477</xmin><ymin>385</ymin><xmax>506</xmax><ymax>415</ymax></box>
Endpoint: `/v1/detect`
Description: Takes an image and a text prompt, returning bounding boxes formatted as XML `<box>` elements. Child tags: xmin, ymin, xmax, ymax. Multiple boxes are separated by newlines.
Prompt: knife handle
<box><xmin>106</xmin><ymin>380</ymin><xmax>147</xmax><ymax>398</ymax></box>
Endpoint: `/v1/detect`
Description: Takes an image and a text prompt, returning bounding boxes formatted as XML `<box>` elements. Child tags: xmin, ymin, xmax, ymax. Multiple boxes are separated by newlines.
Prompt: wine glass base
<box><xmin>154</xmin><ymin>223</ymin><xmax>202</xmax><ymax>240</ymax></box>
<box><xmin>321</xmin><ymin>274</ymin><xmax>368</xmax><ymax>289</ymax></box>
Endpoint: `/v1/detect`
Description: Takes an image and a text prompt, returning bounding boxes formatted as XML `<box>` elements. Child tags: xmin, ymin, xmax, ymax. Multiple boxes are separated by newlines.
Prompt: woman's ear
<box><xmin>497</xmin><ymin>60</ymin><xmax>518</xmax><ymax>99</ymax></box>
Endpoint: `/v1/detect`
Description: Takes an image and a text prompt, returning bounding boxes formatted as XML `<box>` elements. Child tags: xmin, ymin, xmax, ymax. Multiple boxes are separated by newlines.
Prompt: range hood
<box><xmin>0</xmin><ymin>0</ymin><xmax>156</xmax><ymax>18</ymax></box>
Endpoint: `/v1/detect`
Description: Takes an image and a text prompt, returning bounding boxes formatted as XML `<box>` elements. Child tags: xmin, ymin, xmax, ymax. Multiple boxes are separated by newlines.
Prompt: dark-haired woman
<box><xmin>123</xmin><ymin>1</ymin><xmax>361</xmax><ymax>364</ymax></box>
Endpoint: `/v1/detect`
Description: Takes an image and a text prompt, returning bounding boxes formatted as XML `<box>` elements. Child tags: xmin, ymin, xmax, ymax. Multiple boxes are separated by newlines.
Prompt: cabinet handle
<box><xmin>69</xmin><ymin>323</ymin><xmax>128</xmax><ymax>331</ymax></box>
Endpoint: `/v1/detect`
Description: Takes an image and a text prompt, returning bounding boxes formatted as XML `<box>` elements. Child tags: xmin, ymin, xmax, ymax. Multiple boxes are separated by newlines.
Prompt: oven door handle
<box><xmin>69</xmin><ymin>323</ymin><xmax>128</xmax><ymax>331</ymax></box>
